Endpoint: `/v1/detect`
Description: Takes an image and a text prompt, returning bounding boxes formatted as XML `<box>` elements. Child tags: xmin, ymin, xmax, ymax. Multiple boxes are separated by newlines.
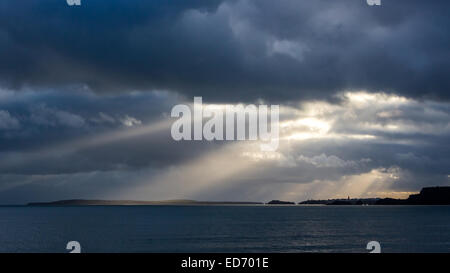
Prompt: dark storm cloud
<box><xmin>0</xmin><ymin>0</ymin><xmax>449</xmax><ymax>204</ymax></box>
<box><xmin>0</xmin><ymin>88</ymin><xmax>173</xmax><ymax>150</ymax></box>
<box><xmin>0</xmin><ymin>89</ymin><xmax>222</xmax><ymax>175</ymax></box>
<box><xmin>0</xmin><ymin>0</ymin><xmax>449</xmax><ymax>102</ymax></box>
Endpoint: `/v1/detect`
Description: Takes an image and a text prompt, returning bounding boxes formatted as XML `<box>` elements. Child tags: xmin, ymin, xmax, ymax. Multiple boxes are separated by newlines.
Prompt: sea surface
<box><xmin>0</xmin><ymin>205</ymin><xmax>449</xmax><ymax>253</ymax></box>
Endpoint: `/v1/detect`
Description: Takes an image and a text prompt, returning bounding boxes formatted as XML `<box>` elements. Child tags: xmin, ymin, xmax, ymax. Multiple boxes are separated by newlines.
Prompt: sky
<box><xmin>0</xmin><ymin>0</ymin><xmax>449</xmax><ymax>204</ymax></box>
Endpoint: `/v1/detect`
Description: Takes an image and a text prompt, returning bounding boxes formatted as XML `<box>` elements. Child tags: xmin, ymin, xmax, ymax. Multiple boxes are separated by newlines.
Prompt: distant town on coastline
<box><xmin>298</xmin><ymin>186</ymin><xmax>450</xmax><ymax>205</ymax></box>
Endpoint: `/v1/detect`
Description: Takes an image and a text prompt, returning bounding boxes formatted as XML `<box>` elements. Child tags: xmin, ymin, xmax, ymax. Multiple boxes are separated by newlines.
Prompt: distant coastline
<box><xmin>299</xmin><ymin>186</ymin><xmax>450</xmax><ymax>206</ymax></box>
<box><xmin>26</xmin><ymin>186</ymin><xmax>450</xmax><ymax>206</ymax></box>
<box><xmin>27</xmin><ymin>199</ymin><xmax>263</xmax><ymax>206</ymax></box>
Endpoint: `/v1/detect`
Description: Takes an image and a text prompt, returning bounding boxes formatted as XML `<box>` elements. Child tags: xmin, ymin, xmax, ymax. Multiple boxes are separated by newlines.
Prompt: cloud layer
<box><xmin>0</xmin><ymin>89</ymin><xmax>448</xmax><ymax>203</ymax></box>
<box><xmin>0</xmin><ymin>1</ymin><xmax>449</xmax><ymax>203</ymax></box>
<box><xmin>1</xmin><ymin>0</ymin><xmax>450</xmax><ymax>101</ymax></box>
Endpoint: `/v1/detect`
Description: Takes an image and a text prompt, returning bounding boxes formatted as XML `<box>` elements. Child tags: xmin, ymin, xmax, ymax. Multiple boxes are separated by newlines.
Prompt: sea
<box><xmin>0</xmin><ymin>205</ymin><xmax>449</xmax><ymax>253</ymax></box>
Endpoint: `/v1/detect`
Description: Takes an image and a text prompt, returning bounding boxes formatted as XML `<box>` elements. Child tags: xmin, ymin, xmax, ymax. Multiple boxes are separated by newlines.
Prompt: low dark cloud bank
<box><xmin>1</xmin><ymin>0</ymin><xmax>449</xmax><ymax>101</ymax></box>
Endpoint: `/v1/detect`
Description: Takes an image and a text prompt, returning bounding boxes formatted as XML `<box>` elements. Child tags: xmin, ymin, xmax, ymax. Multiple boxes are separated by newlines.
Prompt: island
<box><xmin>266</xmin><ymin>200</ymin><xmax>295</xmax><ymax>205</ymax></box>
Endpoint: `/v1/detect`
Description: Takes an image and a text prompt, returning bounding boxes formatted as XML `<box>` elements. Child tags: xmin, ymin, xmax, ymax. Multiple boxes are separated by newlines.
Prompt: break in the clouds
<box><xmin>0</xmin><ymin>0</ymin><xmax>449</xmax><ymax>204</ymax></box>
<box><xmin>0</xmin><ymin>89</ymin><xmax>448</xmax><ymax>204</ymax></box>
<box><xmin>1</xmin><ymin>0</ymin><xmax>450</xmax><ymax>101</ymax></box>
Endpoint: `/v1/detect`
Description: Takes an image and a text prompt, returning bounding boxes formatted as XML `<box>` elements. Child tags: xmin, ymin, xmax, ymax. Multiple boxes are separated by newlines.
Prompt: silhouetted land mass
<box><xmin>299</xmin><ymin>198</ymin><xmax>378</xmax><ymax>205</ymax></box>
<box><xmin>329</xmin><ymin>200</ymin><xmax>353</xmax><ymax>205</ymax></box>
<box><xmin>26</xmin><ymin>187</ymin><xmax>450</xmax><ymax>206</ymax></box>
<box><xmin>27</xmin><ymin>199</ymin><xmax>263</xmax><ymax>206</ymax></box>
<box><xmin>376</xmin><ymin>186</ymin><xmax>450</xmax><ymax>205</ymax></box>
<box><xmin>266</xmin><ymin>200</ymin><xmax>295</xmax><ymax>205</ymax></box>
<box><xmin>375</xmin><ymin>198</ymin><xmax>407</xmax><ymax>205</ymax></box>
<box><xmin>299</xmin><ymin>186</ymin><xmax>450</xmax><ymax>205</ymax></box>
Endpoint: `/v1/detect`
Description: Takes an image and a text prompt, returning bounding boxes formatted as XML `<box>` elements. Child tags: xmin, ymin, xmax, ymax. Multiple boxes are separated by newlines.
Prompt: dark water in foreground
<box><xmin>0</xmin><ymin>205</ymin><xmax>449</xmax><ymax>253</ymax></box>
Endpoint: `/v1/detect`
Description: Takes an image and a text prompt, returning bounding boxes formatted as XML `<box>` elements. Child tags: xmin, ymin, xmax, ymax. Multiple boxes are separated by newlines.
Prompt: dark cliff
<box><xmin>376</xmin><ymin>186</ymin><xmax>450</xmax><ymax>205</ymax></box>
<box><xmin>406</xmin><ymin>187</ymin><xmax>450</xmax><ymax>205</ymax></box>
